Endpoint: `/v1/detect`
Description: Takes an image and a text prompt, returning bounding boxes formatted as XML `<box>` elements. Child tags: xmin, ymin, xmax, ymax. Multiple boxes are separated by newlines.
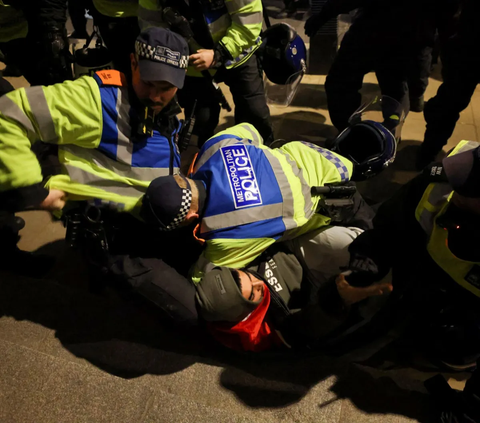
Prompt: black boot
<box><xmin>409</xmin><ymin>95</ymin><xmax>425</xmax><ymax>113</ymax></box>
<box><xmin>426</xmin><ymin>373</ymin><xmax>480</xmax><ymax>423</ymax></box>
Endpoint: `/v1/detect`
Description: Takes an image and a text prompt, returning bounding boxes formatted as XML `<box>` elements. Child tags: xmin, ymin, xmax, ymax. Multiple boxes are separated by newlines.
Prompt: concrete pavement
<box><xmin>0</xmin><ymin>9</ymin><xmax>478</xmax><ymax>422</ymax></box>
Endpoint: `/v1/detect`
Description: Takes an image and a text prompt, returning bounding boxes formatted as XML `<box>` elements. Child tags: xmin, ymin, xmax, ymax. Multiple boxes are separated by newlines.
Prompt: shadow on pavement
<box><xmin>0</xmin><ymin>238</ymin><xmax>437</xmax><ymax>420</ymax></box>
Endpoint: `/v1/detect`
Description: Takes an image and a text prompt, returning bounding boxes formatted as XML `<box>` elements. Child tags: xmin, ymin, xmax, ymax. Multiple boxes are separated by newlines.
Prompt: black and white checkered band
<box><xmin>161</xmin><ymin>188</ymin><xmax>192</xmax><ymax>232</ymax></box>
<box><xmin>135</xmin><ymin>41</ymin><xmax>188</xmax><ymax>69</ymax></box>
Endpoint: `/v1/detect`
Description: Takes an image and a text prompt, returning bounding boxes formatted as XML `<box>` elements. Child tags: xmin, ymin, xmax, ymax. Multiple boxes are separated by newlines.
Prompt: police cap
<box><xmin>443</xmin><ymin>146</ymin><xmax>480</xmax><ymax>198</ymax></box>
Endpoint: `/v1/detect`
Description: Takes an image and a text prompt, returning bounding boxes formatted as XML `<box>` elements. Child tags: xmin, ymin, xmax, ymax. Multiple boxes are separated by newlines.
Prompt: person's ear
<box><xmin>130</xmin><ymin>53</ymin><xmax>138</xmax><ymax>70</ymax></box>
<box><xmin>185</xmin><ymin>210</ymin><xmax>199</xmax><ymax>223</ymax></box>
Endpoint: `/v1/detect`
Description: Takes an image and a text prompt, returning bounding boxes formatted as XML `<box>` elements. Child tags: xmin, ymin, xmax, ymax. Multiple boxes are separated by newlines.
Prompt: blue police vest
<box><xmin>193</xmin><ymin>134</ymin><xmax>291</xmax><ymax>241</ymax></box>
<box><xmin>93</xmin><ymin>73</ymin><xmax>181</xmax><ymax>174</ymax></box>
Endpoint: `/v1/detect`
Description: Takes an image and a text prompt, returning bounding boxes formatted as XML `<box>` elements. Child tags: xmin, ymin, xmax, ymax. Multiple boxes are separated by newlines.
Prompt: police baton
<box><xmin>162</xmin><ymin>7</ymin><xmax>232</xmax><ymax>112</ymax></box>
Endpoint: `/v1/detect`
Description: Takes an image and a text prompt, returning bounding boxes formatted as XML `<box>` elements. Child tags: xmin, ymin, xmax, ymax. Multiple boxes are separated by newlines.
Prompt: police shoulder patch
<box><xmin>95</xmin><ymin>70</ymin><xmax>127</xmax><ymax>87</ymax></box>
<box><xmin>423</xmin><ymin>161</ymin><xmax>447</xmax><ymax>180</ymax></box>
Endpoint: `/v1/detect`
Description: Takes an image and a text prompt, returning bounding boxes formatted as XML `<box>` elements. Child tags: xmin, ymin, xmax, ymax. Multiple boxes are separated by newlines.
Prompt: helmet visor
<box><xmin>348</xmin><ymin>95</ymin><xmax>406</xmax><ymax>143</ymax></box>
<box><xmin>264</xmin><ymin>69</ymin><xmax>304</xmax><ymax>107</ymax></box>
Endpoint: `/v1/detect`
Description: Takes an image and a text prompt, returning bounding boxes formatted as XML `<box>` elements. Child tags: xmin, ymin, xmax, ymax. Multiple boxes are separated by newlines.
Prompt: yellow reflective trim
<box><xmin>389</xmin><ymin>114</ymin><xmax>400</xmax><ymax>121</ymax></box>
<box><xmin>449</xmin><ymin>140</ymin><xmax>480</xmax><ymax>156</ymax></box>
<box><xmin>46</xmin><ymin>174</ymin><xmax>144</xmax><ymax>214</ymax></box>
<box><xmin>415</xmin><ymin>183</ymin><xmax>437</xmax><ymax>221</ymax></box>
<box><xmin>427</xmin><ymin>206</ymin><xmax>480</xmax><ymax>298</ymax></box>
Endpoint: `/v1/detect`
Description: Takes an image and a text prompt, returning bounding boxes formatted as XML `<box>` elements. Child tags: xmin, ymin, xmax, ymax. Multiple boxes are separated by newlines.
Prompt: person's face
<box><xmin>130</xmin><ymin>54</ymin><xmax>178</xmax><ymax>113</ymax></box>
<box><xmin>237</xmin><ymin>270</ymin><xmax>265</xmax><ymax>303</ymax></box>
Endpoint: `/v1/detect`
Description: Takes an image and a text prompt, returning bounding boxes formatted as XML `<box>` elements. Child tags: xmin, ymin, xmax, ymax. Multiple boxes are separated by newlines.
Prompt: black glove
<box><xmin>304</xmin><ymin>14</ymin><xmax>327</xmax><ymax>37</ymax></box>
<box><xmin>349</xmin><ymin>253</ymin><xmax>379</xmax><ymax>275</ymax></box>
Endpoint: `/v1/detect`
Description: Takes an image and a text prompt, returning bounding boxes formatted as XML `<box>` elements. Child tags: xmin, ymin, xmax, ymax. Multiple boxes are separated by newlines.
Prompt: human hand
<box><xmin>304</xmin><ymin>14</ymin><xmax>325</xmax><ymax>37</ymax></box>
<box><xmin>39</xmin><ymin>189</ymin><xmax>66</xmax><ymax>211</ymax></box>
<box><xmin>336</xmin><ymin>273</ymin><xmax>392</xmax><ymax>307</ymax></box>
<box><xmin>190</xmin><ymin>49</ymin><xmax>215</xmax><ymax>71</ymax></box>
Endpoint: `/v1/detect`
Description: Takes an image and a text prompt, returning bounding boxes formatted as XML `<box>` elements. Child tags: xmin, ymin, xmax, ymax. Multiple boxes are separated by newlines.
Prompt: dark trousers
<box><xmin>407</xmin><ymin>45</ymin><xmax>432</xmax><ymax>100</ymax></box>
<box><xmin>68</xmin><ymin>0</ymin><xmax>88</xmax><ymax>36</ymax></box>
<box><xmin>325</xmin><ymin>27</ymin><xmax>410</xmax><ymax>131</ymax></box>
<box><xmin>1</xmin><ymin>37</ymin><xmax>70</xmax><ymax>86</ymax></box>
<box><xmin>177</xmin><ymin>54</ymin><xmax>273</xmax><ymax>146</ymax></box>
<box><xmin>88</xmin><ymin>2</ymin><xmax>139</xmax><ymax>79</ymax></box>
<box><xmin>83</xmin><ymin>212</ymin><xmax>201</xmax><ymax>326</ymax></box>
<box><xmin>464</xmin><ymin>363</ymin><xmax>480</xmax><ymax>418</ymax></box>
<box><xmin>423</xmin><ymin>44</ymin><xmax>480</xmax><ymax>154</ymax></box>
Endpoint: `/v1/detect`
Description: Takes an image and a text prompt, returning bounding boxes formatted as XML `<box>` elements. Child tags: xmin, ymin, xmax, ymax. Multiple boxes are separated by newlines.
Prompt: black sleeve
<box><xmin>16</xmin><ymin>0</ymin><xmax>67</xmax><ymax>31</ymax></box>
<box><xmin>339</xmin><ymin>190</ymin><xmax>375</xmax><ymax>231</ymax></box>
<box><xmin>348</xmin><ymin>173</ymin><xmax>431</xmax><ymax>278</ymax></box>
<box><xmin>278</xmin><ymin>280</ymin><xmax>350</xmax><ymax>347</ymax></box>
<box><xmin>0</xmin><ymin>184</ymin><xmax>49</xmax><ymax>213</ymax></box>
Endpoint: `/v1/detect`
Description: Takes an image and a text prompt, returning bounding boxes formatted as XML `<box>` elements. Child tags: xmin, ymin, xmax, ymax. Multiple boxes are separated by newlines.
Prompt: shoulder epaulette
<box><xmin>94</xmin><ymin>70</ymin><xmax>127</xmax><ymax>87</ymax></box>
<box><xmin>424</xmin><ymin>162</ymin><xmax>449</xmax><ymax>183</ymax></box>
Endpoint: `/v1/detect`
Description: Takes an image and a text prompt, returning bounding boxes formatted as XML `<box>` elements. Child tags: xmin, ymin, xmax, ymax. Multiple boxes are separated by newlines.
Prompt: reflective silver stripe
<box><xmin>226</xmin><ymin>0</ymin><xmax>257</xmax><ymax>12</ymax></box>
<box><xmin>237</xmin><ymin>123</ymin><xmax>261</xmax><ymax>144</ymax></box>
<box><xmin>280</xmin><ymin>150</ymin><xmax>314</xmax><ymax>219</ymax></box>
<box><xmin>0</xmin><ymin>95</ymin><xmax>36</xmax><ymax>136</ymax></box>
<box><xmin>208</xmin><ymin>14</ymin><xmax>230</xmax><ymax>35</ymax></box>
<box><xmin>201</xmin><ymin>203</ymin><xmax>282</xmax><ymax>233</ymax></box>
<box><xmin>194</xmin><ymin>137</ymin><xmax>242</xmax><ymax>172</ymax></box>
<box><xmin>456</xmin><ymin>141</ymin><xmax>479</xmax><ymax>154</ymax></box>
<box><xmin>60</xmin><ymin>144</ymin><xmax>174</xmax><ymax>181</ymax></box>
<box><xmin>64</xmin><ymin>164</ymin><xmax>148</xmax><ymax>198</ymax></box>
<box><xmin>232</xmin><ymin>11</ymin><xmax>262</xmax><ymax>26</ymax></box>
<box><xmin>418</xmin><ymin>142</ymin><xmax>480</xmax><ymax>234</ymax></box>
<box><xmin>417</xmin><ymin>183</ymin><xmax>453</xmax><ymax>235</ymax></box>
<box><xmin>25</xmin><ymin>86</ymin><xmax>57</xmax><ymax>142</ymax></box>
<box><xmin>115</xmin><ymin>86</ymin><xmax>134</xmax><ymax>165</ymax></box>
<box><xmin>225</xmin><ymin>37</ymin><xmax>261</xmax><ymax>67</ymax></box>
<box><xmin>263</xmin><ymin>149</ymin><xmax>298</xmax><ymax>230</ymax></box>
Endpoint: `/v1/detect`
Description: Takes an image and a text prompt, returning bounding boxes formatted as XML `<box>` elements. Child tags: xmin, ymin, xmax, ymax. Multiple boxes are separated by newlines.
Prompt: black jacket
<box><xmin>316</xmin><ymin>0</ymin><xmax>460</xmax><ymax>49</ymax></box>
<box><xmin>348</xmin><ymin>168</ymin><xmax>480</xmax><ymax>310</ymax></box>
<box><xmin>7</xmin><ymin>0</ymin><xmax>67</xmax><ymax>32</ymax></box>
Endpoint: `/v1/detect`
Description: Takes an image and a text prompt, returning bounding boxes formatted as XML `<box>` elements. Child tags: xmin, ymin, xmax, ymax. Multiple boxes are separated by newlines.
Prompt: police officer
<box><xmin>304</xmin><ymin>0</ymin><xmax>458</xmax><ymax>132</ymax></box>
<box><xmin>0</xmin><ymin>75</ymin><xmax>56</xmax><ymax>278</ymax></box>
<box><xmin>0</xmin><ymin>0</ymin><xmax>73</xmax><ymax>85</ymax></box>
<box><xmin>138</xmin><ymin>0</ymin><xmax>274</xmax><ymax>146</ymax></box>
<box><xmin>86</xmin><ymin>0</ymin><xmax>140</xmax><ymax>78</ymax></box>
<box><xmin>345</xmin><ymin>141</ymin><xmax>480</xmax><ymax>421</ymax></box>
<box><xmin>417</xmin><ymin>0</ymin><xmax>480</xmax><ymax>170</ymax></box>
<box><xmin>140</xmin><ymin>123</ymin><xmax>373</xmax><ymax>281</ymax></box>
<box><xmin>0</xmin><ymin>28</ymin><xmax>190</xmax><ymax>277</ymax></box>
<box><xmin>195</xmin><ymin>225</ymin><xmax>392</xmax><ymax>352</ymax></box>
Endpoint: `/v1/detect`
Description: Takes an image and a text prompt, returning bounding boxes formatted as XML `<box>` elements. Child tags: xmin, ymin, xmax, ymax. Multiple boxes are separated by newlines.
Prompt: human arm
<box><xmin>39</xmin><ymin>188</ymin><xmax>66</xmax><ymax>211</ymax></box>
<box><xmin>348</xmin><ymin>173</ymin><xmax>432</xmax><ymax>281</ymax></box>
<box><xmin>217</xmin><ymin>0</ymin><xmax>263</xmax><ymax>68</ymax></box>
<box><xmin>0</xmin><ymin>77</ymin><xmax>102</xmax><ymax>207</ymax></box>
